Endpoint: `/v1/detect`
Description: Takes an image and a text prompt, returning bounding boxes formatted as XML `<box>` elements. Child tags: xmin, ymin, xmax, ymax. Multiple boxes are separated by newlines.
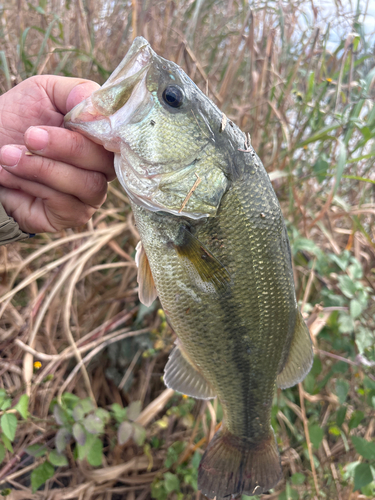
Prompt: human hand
<box><xmin>0</xmin><ymin>76</ymin><xmax>115</xmax><ymax>234</ymax></box>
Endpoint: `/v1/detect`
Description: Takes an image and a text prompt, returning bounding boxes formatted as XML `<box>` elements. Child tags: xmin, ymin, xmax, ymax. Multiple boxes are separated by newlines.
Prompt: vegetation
<box><xmin>0</xmin><ymin>0</ymin><xmax>375</xmax><ymax>498</ymax></box>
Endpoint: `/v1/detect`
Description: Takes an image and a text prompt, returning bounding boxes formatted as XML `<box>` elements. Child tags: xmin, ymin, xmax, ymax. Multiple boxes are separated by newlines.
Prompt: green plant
<box><xmin>151</xmin><ymin>442</ymin><xmax>200</xmax><ymax>500</ymax></box>
<box><xmin>0</xmin><ymin>390</ymin><xmax>29</xmax><ymax>465</ymax></box>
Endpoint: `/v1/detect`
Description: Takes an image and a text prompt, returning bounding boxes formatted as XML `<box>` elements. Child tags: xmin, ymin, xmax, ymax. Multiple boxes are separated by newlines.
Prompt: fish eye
<box><xmin>162</xmin><ymin>85</ymin><xmax>184</xmax><ymax>108</ymax></box>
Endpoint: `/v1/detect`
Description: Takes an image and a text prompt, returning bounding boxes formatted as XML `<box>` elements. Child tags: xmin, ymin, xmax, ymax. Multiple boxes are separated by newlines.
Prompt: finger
<box><xmin>24</xmin><ymin>126</ymin><xmax>115</xmax><ymax>180</ymax></box>
<box><xmin>0</xmin><ymin>170</ymin><xmax>98</xmax><ymax>233</ymax></box>
<box><xmin>29</xmin><ymin>75</ymin><xmax>101</xmax><ymax>115</ymax></box>
<box><xmin>0</xmin><ymin>145</ymin><xmax>108</xmax><ymax>208</ymax></box>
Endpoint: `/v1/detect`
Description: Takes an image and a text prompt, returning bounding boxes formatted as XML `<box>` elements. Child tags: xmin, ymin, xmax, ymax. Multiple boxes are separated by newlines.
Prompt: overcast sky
<box><xmin>300</xmin><ymin>0</ymin><xmax>375</xmax><ymax>47</ymax></box>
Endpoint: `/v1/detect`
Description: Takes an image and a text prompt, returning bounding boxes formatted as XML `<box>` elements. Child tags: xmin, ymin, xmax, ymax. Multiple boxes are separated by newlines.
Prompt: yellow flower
<box><xmin>34</xmin><ymin>361</ymin><xmax>42</xmax><ymax>369</ymax></box>
<box><xmin>182</xmin><ymin>394</ymin><xmax>188</xmax><ymax>399</ymax></box>
<box><xmin>326</xmin><ymin>78</ymin><xmax>332</xmax><ymax>83</ymax></box>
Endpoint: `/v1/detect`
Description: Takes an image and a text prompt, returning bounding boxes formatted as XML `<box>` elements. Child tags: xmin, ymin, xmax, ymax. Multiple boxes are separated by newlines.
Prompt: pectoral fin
<box><xmin>135</xmin><ymin>241</ymin><xmax>158</xmax><ymax>306</ymax></box>
<box><xmin>174</xmin><ymin>226</ymin><xmax>231</xmax><ymax>295</ymax></box>
<box><xmin>164</xmin><ymin>343</ymin><xmax>216</xmax><ymax>399</ymax></box>
<box><xmin>277</xmin><ymin>311</ymin><xmax>313</xmax><ymax>389</ymax></box>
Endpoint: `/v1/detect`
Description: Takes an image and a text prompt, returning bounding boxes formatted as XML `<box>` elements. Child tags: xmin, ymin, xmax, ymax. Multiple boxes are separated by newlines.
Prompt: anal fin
<box><xmin>164</xmin><ymin>343</ymin><xmax>216</xmax><ymax>400</ymax></box>
<box><xmin>277</xmin><ymin>311</ymin><xmax>314</xmax><ymax>389</ymax></box>
<box><xmin>135</xmin><ymin>241</ymin><xmax>158</xmax><ymax>307</ymax></box>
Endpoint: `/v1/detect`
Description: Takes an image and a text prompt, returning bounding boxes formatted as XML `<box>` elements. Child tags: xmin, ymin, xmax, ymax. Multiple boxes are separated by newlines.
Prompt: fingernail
<box><xmin>0</xmin><ymin>145</ymin><xmax>22</xmax><ymax>167</ymax></box>
<box><xmin>25</xmin><ymin>127</ymin><xmax>49</xmax><ymax>151</ymax></box>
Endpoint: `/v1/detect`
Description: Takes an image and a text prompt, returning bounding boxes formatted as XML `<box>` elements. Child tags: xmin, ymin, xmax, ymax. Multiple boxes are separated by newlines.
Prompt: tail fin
<box><xmin>198</xmin><ymin>427</ymin><xmax>282</xmax><ymax>499</ymax></box>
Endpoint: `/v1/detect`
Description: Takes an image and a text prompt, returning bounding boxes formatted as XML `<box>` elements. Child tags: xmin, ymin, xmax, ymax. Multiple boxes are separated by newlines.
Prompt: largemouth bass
<box><xmin>65</xmin><ymin>37</ymin><xmax>313</xmax><ymax>499</ymax></box>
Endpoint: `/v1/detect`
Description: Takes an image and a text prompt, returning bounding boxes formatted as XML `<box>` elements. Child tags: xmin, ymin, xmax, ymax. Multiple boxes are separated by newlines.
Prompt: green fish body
<box><xmin>65</xmin><ymin>37</ymin><xmax>313</xmax><ymax>499</ymax></box>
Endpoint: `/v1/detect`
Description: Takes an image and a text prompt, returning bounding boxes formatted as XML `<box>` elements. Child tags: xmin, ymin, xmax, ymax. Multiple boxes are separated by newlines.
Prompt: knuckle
<box><xmin>84</xmin><ymin>170</ymin><xmax>107</xmax><ymax>201</ymax></box>
<box><xmin>38</xmin><ymin>157</ymin><xmax>55</xmax><ymax>179</ymax></box>
<box><xmin>76</xmin><ymin>206</ymin><xmax>94</xmax><ymax>226</ymax></box>
<box><xmin>68</xmin><ymin>132</ymin><xmax>87</xmax><ymax>159</ymax></box>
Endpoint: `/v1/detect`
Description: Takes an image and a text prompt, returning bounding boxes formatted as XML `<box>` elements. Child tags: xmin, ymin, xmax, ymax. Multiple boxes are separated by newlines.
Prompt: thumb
<box><xmin>66</xmin><ymin>81</ymin><xmax>100</xmax><ymax>112</ymax></box>
<box><xmin>34</xmin><ymin>75</ymin><xmax>100</xmax><ymax>115</ymax></box>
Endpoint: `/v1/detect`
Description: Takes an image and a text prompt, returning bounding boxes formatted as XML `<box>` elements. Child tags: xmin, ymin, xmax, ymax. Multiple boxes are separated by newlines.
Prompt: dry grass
<box><xmin>0</xmin><ymin>1</ymin><xmax>375</xmax><ymax>499</ymax></box>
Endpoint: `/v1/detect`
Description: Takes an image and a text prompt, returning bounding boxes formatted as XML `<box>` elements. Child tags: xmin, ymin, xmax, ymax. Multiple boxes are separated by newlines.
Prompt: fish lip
<box><xmin>64</xmin><ymin>37</ymin><xmax>153</xmax><ymax>136</ymax></box>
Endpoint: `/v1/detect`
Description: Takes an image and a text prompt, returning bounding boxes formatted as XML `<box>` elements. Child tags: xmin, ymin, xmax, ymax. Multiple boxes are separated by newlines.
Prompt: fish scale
<box><xmin>65</xmin><ymin>36</ymin><xmax>314</xmax><ymax>499</ymax></box>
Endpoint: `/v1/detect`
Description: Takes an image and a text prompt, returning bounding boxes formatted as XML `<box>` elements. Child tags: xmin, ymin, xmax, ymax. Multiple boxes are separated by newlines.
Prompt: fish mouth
<box><xmin>64</xmin><ymin>37</ymin><xmax>153</xmax><ymax>152</ymax></box>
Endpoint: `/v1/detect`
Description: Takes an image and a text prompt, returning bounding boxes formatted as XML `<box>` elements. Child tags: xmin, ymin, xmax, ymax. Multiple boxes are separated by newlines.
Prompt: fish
<box><xmin>65</xmin><ymin>37</ymin><xmax>313</xmax><ymax>499</ymax></box>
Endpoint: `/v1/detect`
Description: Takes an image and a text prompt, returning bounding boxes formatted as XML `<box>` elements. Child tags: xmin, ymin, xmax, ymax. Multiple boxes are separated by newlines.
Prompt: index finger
<box><xmin>24</xmin><ymin>125</ymin><xmax>115</xmax><ymax>180</ymax></box>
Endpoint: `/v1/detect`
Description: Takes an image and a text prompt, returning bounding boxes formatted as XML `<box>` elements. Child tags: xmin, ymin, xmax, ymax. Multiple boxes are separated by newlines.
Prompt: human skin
<box><xmin>0</xmin><ymin>75</ymin><xmax>115</xmax><ymax>234</ymax></box>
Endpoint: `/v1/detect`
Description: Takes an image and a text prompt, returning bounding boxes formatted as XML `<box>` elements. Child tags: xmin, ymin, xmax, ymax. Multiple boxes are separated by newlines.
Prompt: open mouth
<box><xmin>64</xmin><ymin>37</ymin><xmax>153</xmax><ymax>150</ymax></box>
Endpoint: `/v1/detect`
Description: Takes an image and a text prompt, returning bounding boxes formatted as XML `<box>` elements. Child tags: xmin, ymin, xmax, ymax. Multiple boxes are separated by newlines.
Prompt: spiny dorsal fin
<box><xmin>135</xmin><ymin>241</ymin><xmax>158</xmax><ymax>307</ymax></box>
<box><xmin>174</xmin><ymin>226</ymin><xmax>231</xmax><ymax>295</ymax></box>
<box><xmin>277</xmin><ymin>311</ymin><xmax>313</xmax><ymax>389</ymax></box>
<box><xmin>164</xmin><ymin>342</ymin><xmax>216</xmax><ymax>400</ymax></box>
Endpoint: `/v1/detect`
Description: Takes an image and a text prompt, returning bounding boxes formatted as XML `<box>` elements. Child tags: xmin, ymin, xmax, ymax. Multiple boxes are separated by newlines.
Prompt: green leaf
<box><xmin>336</xmin><ymin>406</ymin><xmax>347</xmax><ymax>427</ymax></box>
<box><xmin>83</xmin><ymin>414</ymin><xmax>104</xmax><ymax>435</ymax></box>
<box><xmin>0</xmin><ymin>399</ymin><xmax>11</xmax><ymax>412</ymax></box>
<box><xmin>292</xmin><ymin>237</ymin><xmax>321</xmax><ymax>257</ymax></box>
<box><xmin>55</xmin><ymin>428</ymin><xmax>71</xmax><ymax>453</ymax></box>
<box><xmin>350</xmin><ymin>299</ymin><xmax>362</xmax><ymax>319</ymax></box>
<box><xmin>72</xmin><ymin>399</ymin><xmax>95</xmax><ymax>421</ymax></box>
<box><xmin>48</xmin><ymin>450</ymin><xmax>68</xmax><ymax>467</ymax></box>
<box><xmin>349</xmin><ymin>411</ymin><xmax>364</xmax><ymax>430</ymax></box>
<box><xmin>303</xmin><ymin>373</ymin><xmax>315</xmax><ymax>394</ymax></box>
<box><xmin>337</xmin><ymin>275</ymin><xmax>357</xmax><ymax>299</ymax></box>
<box><xmin>95</xmin><ymin>408</ymin><xmax>110</xmax><ymax>424</ymax></box>
<box><xmin>127</xmin><ymin>401</ymin><xmax>142</xmax><ymax>421</ymax></box>
<box><xmin>61</xmin><ymin>392</ymin><xmax>80</xmax><ymax>409</ymax></box>
<box><xmin>164</xmin><ymin>441</ymin><xmax>185</xmax><ymax>468</ymax></box>
<box><xmin>291</xmin><ymin>472</ymin><xmax>305</xmax><ymax>485</ymax></box>
<box><xmin>132</xmin><ymin>423</ymin><xmax>146</xmax><ymax>446</ymax></box>
<box><xmin>338</xmin><ymin>313</ymin><xmax>355</xmax><ymax>334</ymax></box>
<box><xmin>332</xmin><ymin>362</ymin><xmax>349</xmax><ymax>374</ymax></box>
<box><xmin>0</xmin><ymin>443</ymin><xmax>5</xmax><ymax>464</ymax></box>
<box><xmin>76</xmin><ymin>433</ymin><xmax>97</xmax><ymax>462</ymax></box>
<box><xmin>31</xmin><ymin>460</ymin><xmax>54</xmax><ymax>493</ymax></box>
<box><xmin>336</xmin><ymin>379</ymin><xmax>350</xmax><ymax>404</ymax></box>
<box><xmin>354</xmin><ymin>463</ymin><xmax>374</xmax><ymax>491</ymax></box>
<box><xmin>356</xmin><ymin>328</ymin><xmax>374</xmax><ymax>355</ymax></box>
<box><xmin>87</xmin><ymin>437</ymin><xmax>103</xmax><ymax>467</ymax></box>
<box><xmin>308</xmin><ymin>424</ymin><xmax>324</xmax><ymax>449</ymax></box>
<box><xmin>1</xmin><ymin>433</ymin><xmax>13</xmax><ymax>453</ymax></box>
<box><xmin>111</xmin><ymin>403</ymin><xmax>127</xmax><ymax>423</ymax></box>
<box><xmin>26</xmin><ymin>444</ymin><xmax>47</xmax><ymax>458</ymax></box>
<box><xmin>53</xmin><ymin>405</ymin><xmax>70</xmax><ymax>426</ymax></box>
<box><xmin>351</xmin><ymin>436</ymin><xmax>375</xmax><ymax>460</ymax></box>
<box><xmin>163</xmin><ymin>472</ymin><xmax>180</xmax><ymax>494</ymax></box>
<box><xmin>0</xmin><ymin>414</ymin><xmax>17</xmax><ymax>442</ymax></box>
<box><xmin>15</xmin><ymin>395</ymin><xmax>29</xmax><ymax>420</ymax></box>
<box><xmin>118</xmin><ymin>421</ymin><xmax>133</xmax><ymax>445</ymax></box>
<box><xmin>313</xmin><ymin>156</ymin><xmax>329</xmax><ymax>182</ymax></box>
<box><xmin>360</xmin><ymin>480</ymin><xmax>375</xmax><ymax>497</ymax></box>
<box><xmin>72</xmin><ymin>423</ymin><xmax>86</xmax><ymax>446</ymax></box>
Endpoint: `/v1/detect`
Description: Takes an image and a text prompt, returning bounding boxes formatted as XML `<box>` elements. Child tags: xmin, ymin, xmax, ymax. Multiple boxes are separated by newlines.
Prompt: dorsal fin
<box><xmin>135</xmin><ymin>241</ymin><xmax>158</xmax><ymax>307</ymax></box>
<box><xmin>277</xmin><ymin>311</ymin><xmax>313</xmax><ymax>389</ymax></box>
